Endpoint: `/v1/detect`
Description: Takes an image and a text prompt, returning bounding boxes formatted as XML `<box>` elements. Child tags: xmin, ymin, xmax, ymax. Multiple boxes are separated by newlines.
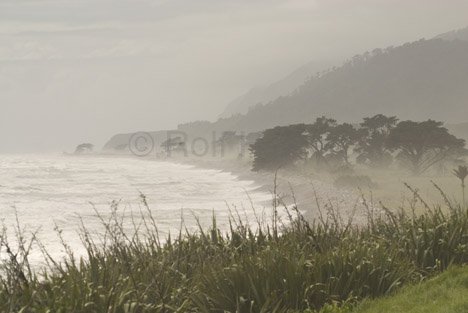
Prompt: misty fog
<box><xmin>2</xmin><ymin>0</ymin><xmax>468</xmax><ymax>153</ymax></box>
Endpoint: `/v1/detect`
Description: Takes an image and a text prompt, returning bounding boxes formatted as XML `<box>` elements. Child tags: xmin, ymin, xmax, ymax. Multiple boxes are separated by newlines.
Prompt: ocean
<box><xmin>0</xmin><ymin>154</ymin><xmax>272</xmax><ymax>266</ymax></box>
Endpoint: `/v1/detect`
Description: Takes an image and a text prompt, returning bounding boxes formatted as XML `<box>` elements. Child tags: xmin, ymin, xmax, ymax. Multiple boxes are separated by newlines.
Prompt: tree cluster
<box><xmin>74</xmin><ymin>143</ymin><xmax>94</xmax><ymax>155</ymax></box>
<box><xmin>250</xmin><ymin>115</ymin><xmax>466</xmax><ymax>174</ymax></box>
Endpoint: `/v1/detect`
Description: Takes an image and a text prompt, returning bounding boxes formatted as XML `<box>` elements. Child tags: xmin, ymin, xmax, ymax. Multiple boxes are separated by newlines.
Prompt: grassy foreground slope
<box><xmin>1</xmin><ymin>192</ymin><xmax>467</xmax><ymax>312</ymax></box>
<box><xmin>353</xmin><ymin>266</ymin><xmax>468</xmax><ymax>313</ymax></box>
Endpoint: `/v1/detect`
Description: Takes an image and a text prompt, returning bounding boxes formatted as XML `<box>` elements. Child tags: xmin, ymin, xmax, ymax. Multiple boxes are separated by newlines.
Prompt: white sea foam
<box><xmin>0</xmin><ymin>154</ymin><xmax>273</xmax><ymax>266</ymax></box>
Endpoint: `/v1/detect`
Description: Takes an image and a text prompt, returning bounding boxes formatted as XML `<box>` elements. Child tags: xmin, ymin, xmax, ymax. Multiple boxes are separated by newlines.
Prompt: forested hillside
<box><xmin>219</xmin><ymin>59</ymin><xmax>333</xmax><ymax>118</ymax></box>
<box><xmin>179</xmin><ymin>38</ymin><xmax>468</xmax><ymax>138</ymax></box>
<box><xmin>221</xmin><ymin>26</ymin><xmax>468</xmax><ymax>121</ymax></box>
<box><xmin>436</xmin><ymin>26</ymin><xmax>468</xmax><ymax>41</ymax></box>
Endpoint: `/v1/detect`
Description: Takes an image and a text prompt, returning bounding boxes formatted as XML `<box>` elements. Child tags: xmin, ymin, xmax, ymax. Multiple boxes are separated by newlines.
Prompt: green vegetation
<box><xmin>250</xmin><ymin>124</ymin><xmax>309</xmax><ymax>171</ymax></box>
<box><xmin>1</xmin><ymin>189</ymin><xmax>468</xmax><ymax>312</ymax></box>
<box><xmin>387</xmin><ymin>120</ymin><xmax>465</xmax><ymax>175</ymax></box>
<box><xmin>453</xmin><ymin>165</ymin><xmax>468</xmax><ymax>207</ymax></box>
<box><xmin>249</xmin><ymin>114</ymin><xmax>466</xmax><ymax>174</ymax></box>
<box><xmin>74</xmin><ymin>143</ymin><xmax>94</xmax><ymax>155</ymax></box>
<box><xmin>352</xmin><ymin>266</ymin><xmax>468</xmax><ymax>313</ymax></box>
<box><xmin>355</xmin><ymin>114</ymin><xmax>397</xmax><ymax>168</ymax></box>
<box><xmin>333</xmin><ymin>175</ymin><xmax>377</xmax><ymax>190</ymax></box>
<box><xmin>176</xmin><ymin>38</ymin><xmax>468</xmax><ymax>138</ymax></box>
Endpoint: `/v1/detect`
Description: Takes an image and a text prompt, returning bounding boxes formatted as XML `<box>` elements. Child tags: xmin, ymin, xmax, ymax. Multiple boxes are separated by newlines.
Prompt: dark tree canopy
<box><xmin>305</xmin><ymin>116</ymin><xmax>337</xmax><ymax>165</ymax></box>
<box><xmin>250</xmin><ymin>124</ymin><xmax>308</xmax><ymax>172</ymax></box>
<box><xmin>361</xmin><ymin>115</ymin><xmax>398</xmax><ymax>133</ymax></box>
<box><xmin>355</xmin><ymin>114</ymin><xmax>398</xmax><ymax>167</ymax></box>
<box><xmin>74</xmin><ymin>143</ymin><xmax>94</xmax><ymax>155</ymax></box>
<box><xmin>326</xmin><ymin>123</ymin><xmax>360</xmax><ymax>164</ymax></box>
<box><xmin>161</xmin><ymin>137</ymin><xmax>186</xmax><ymax>152</ymax></box>
<box><xmin>387</xmin><ymin>120</ymin><xmax>466</xmax><ymax>174</ymax></box>
<box><xmin>249</xmin><ymin>114</ymin><xmax>466</xmax><ymax>174</ymax></box>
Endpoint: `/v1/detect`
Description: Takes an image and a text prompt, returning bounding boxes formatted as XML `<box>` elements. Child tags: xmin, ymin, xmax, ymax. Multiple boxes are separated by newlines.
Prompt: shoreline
<box><xmin>72</xmin><ymin>152</ymin><xmax>371</xmax><ymax>223</ymax></box>
<box><xmin>162</xmin><ymin>155</ymin><xmax>368</xmax><ymax>223</ymax></box>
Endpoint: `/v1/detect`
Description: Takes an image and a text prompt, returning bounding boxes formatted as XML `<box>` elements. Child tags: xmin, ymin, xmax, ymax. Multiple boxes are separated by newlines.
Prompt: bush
<box><xmin>0</xmin><ymin>190</ymin><xmax>468</xmax><ymax>312</ymax></box>
<box><xmin>333</xmin><ymin>175</ymin><xmax>378</xmax><ymax>189</ymax></box>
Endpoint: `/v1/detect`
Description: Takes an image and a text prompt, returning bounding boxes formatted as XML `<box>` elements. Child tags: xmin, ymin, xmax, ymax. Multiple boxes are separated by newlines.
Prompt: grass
<box><xmin>356</xmin><ymin>168</ymin><xmax>465</xmax><ymax>208</ymax></box>
<box><xmin>292</xmin><ymin>164</ymin><xmax>466</xmax><ymax>209</ymax></box>
<box><xmin>352</xmin><ymin>266</ymin><xmax>468</xmax><ymax>313</ymax></box>
<box><xmin>0</xmin><ymin>187</ymin><xmax>467</xmax><ymax>312</ymax></box>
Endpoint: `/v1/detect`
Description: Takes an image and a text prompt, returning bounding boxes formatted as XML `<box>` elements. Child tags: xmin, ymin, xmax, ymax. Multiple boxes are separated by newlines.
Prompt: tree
<box><xmin>250</xmin><ymin>124</ymin><xmax>308</xmax><ymax>172</ymax></box>
<box><xmin>355</xmin><ymin>114</ymin><xmax>398</xmax><ymax>167</ymax></box>
<box><xmin>326</xmin><ymin>123</ymin><xmax>360</xmax><ymax>165</ymax></box>
<box><xmin>161</xmin><ymin>137</ymin><xmax>185</xmax><ymax>153</ymax></box>
<box><xmin>387</xmin><ymin>120</ymin><xmax>466</xmax><ymax>174</ymax></box>
<box><xmin>74</xmin><ymin>143</ymin><xmax>94</xmax><ymax>155</ymax></box>
<box><xmin>305</xmin><ymin>116</ymin><xmax>337</xmax><ymax>166</ymax></box>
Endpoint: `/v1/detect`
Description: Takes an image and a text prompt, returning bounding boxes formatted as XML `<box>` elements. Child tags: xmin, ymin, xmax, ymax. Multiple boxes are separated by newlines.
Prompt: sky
<box><xmin>1</xmin><ymin>0</ymin><xmax>468</xmax><ymax>153</ymax></box>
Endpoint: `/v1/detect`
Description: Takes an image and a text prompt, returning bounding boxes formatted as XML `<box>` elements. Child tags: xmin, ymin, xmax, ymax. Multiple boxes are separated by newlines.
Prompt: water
<box><xmin>0</xmin><ymin>154</ymin><xmax>272</xmax><ymax>267</ymax></box>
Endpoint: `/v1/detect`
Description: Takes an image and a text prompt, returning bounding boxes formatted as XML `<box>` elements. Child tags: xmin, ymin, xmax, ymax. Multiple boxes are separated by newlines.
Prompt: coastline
<box><xmin>85</xmin><ymin>152</ymin><xmax>371</xmax><ymax>223</ymax></box>
<box><xmin>165</xmin><ymin>156</ymin><xmax>369</xmax><ymax>223</ymax></box>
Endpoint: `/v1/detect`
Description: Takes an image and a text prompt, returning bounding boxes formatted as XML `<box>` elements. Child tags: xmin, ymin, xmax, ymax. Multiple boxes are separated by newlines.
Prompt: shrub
<box><xmin>0</xmin><ymin>189</ymin><xmax>467</xmax><ymax>312</ymax></box>
<box><xmin>333</xmin><ymin>175</ymin><xmax>377</xmax><ymax>189</ymax></box>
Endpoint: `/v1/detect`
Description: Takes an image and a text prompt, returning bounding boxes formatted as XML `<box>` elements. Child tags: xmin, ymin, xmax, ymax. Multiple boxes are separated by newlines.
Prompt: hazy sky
<box><xmin>1</xmin><ymin>0</ymin><xmax>468</xmax><ymax>152</ymax></box>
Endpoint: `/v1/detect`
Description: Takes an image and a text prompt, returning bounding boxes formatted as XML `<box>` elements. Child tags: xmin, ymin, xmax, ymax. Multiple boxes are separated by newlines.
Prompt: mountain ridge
<box><xmin>219</xmin><ymin>59</ymin><xmax>335</xmax><ymax>118</ymax></box>
<box><xmin>184</xmin><ymin>38</ymin><xmax>468</xmax><ymax>134</ymax></box>
<box><xmin>104</xmin><ymin>28</ymin><xmax>468</xmax><ymax>150</ymax></box>
<box><xmin>220</xmin><ymin>26</ymin><xmax>468</xmax><ymax>119</ymax></box>
<box><xmin>435</xmin><ymin>26</ymin><xmax>468</xmax><ymax>41</ymax></box>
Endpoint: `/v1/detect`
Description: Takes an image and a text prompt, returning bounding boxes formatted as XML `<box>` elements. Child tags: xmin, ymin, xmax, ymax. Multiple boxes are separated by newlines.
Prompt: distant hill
<box><xmin>219</xmin><ymin>26</ymin><xmax>468</xmax><ymax>121</ymax></box>
<box><xmin>179</xmin><ymin>38</ymin><xmax>468</xmax><ymax>138</ymax></box>
<box><xmin>104</xmin><ymin>31</ymin><xmax>468</xmax><ymax>149</ymax></box>
<box><xmin>103</xmin><ymin>130</ymin><xmax>173</xmax><ymax>152</ymax></box>
<box><xmin>219</xmin><ymin>60</ymin><xmax>335</xmax><ymax>118</ymax></box>
<box><xmin>436</xmin><ymin>26</ymin><xmax>468</xmax><ymax>41</ymax></box>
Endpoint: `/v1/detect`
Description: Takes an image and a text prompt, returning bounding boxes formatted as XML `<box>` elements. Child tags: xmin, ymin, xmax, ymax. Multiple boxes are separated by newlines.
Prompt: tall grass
<box><xmin>0</xmin><ymin>187</ymin><xmax>467</xmax><ymax>313</ymax></box>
